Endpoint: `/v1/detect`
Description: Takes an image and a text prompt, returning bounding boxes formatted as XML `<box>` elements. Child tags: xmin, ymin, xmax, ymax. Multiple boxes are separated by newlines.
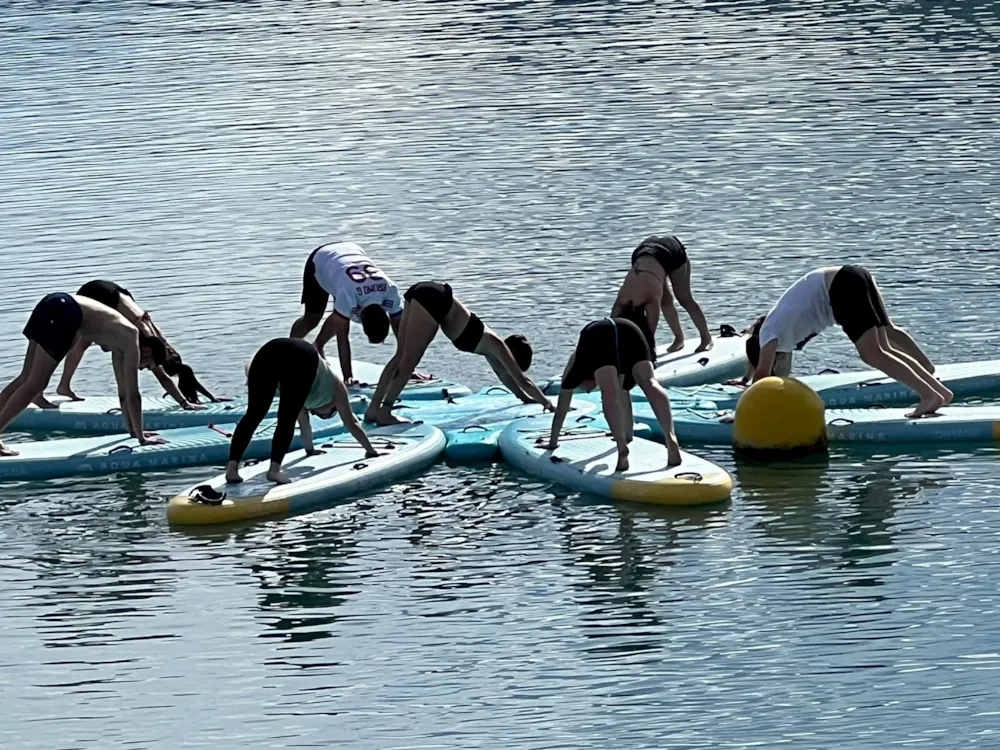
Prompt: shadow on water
<box><xmin>733</xmin><ymin>447</ymin><xmax>955</xmax><ymax>591</ymax></box>
<box><xmin>546</xmin><ymin>483</ymin><xmax>730</xmax><ymax>659</ymax></box>
<box><xmin>0</xmin><ymin>471</ymin><xmax>180</xmax><ymax>651</ymax></box>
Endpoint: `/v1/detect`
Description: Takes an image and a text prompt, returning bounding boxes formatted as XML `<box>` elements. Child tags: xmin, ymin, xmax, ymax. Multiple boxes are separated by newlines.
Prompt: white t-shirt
<box><xmin>759</xmin><ymin>268</ymin><xmax>838</xmax><ymax>353</ymax></box>
<box><xmin>312</xmin><ymin>242</ymin><xmax>402</xmax><ymax>322</ymax></box>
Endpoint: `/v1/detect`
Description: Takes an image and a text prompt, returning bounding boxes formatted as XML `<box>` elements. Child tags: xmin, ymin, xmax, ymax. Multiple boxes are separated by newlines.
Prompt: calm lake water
<box><xmin>3</xmin><ymin>1</ymin><xmax>1000</xmax><ymax>747</ymax></box>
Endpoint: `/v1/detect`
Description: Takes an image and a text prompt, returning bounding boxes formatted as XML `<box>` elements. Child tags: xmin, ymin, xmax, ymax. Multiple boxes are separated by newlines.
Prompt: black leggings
<box><xmin>228</xmin><ymin>338</ymin><xmax>319</xmax><ymax>464</ymax></box>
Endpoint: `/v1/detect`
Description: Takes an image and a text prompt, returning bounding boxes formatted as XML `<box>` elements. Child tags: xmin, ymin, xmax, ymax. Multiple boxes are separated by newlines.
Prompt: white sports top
<box><xmin>758</xmin><ymin>267</ymin><xmax>840</xmax><ymax>353</ymax></box>
<box><xmin>312</xmin><ymin>242</ymin><xmax>402</xmax><ymax>322</ymax></box>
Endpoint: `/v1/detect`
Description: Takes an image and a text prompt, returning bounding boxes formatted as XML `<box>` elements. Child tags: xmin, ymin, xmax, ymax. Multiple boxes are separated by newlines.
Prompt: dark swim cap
<box><xmin>505</xmin><ymin>334</ymin><xmax>532</xmax><ymax>371</ymax></box>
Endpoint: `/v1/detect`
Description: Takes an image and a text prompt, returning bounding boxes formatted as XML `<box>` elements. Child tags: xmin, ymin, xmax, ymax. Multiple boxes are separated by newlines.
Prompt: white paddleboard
<box><xmin>167</xmin><ymin>422</ymin><xmax>445</xmax><ymax>525</ymax></box>
<box><xmin>499</xmin><ymin>415</ymin><xmax>732</xmax><ymax>506</ymax></box>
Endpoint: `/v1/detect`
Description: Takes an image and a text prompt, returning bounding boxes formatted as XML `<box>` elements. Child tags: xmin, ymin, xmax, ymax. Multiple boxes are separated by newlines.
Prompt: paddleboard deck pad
<box><xmin>0</xmin><ymin>415</ymin><xmax>346</xmax><ymax>482</ymax></box>
<box><xmin>633</xmin><ymin>402</ymin><xmax>1000</xmax><ymax>445</ymax></box>
<box><xmin>654</xmin><ymin>359</ymin><xmax>1000</xmax><ymax>410</ymax></box>
<box><xmin>329</xmin><ymin>359</ymin><xmax>471</xmax><ymax>401</ymax></box>
<box><xmin>13</xmin><ymin>360</ymin><xmax>466</xmax><ymax>435</ymax></box>
<box><xmin>167</xmin><ymin>422</ymin><xmax>445</xmax><ymax>525</ymax></box>
<box><xmin>499</xmin><ymin>415</ymin><xmax>732</xmax><ymax>506</ymax></box>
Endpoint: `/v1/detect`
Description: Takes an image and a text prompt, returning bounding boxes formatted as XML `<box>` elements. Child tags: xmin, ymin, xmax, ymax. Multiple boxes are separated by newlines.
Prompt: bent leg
<box><xmin>55</xmin><ymin>339</ymin><xmax>92</xmax><ymax>400</ymax></box>
<box><xmin>669</xmin><ymin>261</ymin><xmax>713</xmax><ymax>351</ymax></box>
<box><xmin>290</xmin><ymin>311</ymin><xmax>324</xmax><ymax>339</ymax></box>
<box><xmin>0</xmin><ymin>343</ymin><xmax>60</xmax><ymax>452</ymax></box>
<box><xmin>885</xmin><ymin>324</ymin><xmax>935</xmax><ymax>373</ymax></box>
<box><xmin>855</xmin><ymin>329</ymin><xmax>951</xmax><ymax>417</ymax></box>
<box><xmin>227</xmin><ymin>355</ymin><xmax>279</xmax><ymax>474</ymax></box>
<box><xmin>633</xmin><ymin>362</ymin><xmax>682</xmax><ymax>466</ymax></box>
<box><xmin>660</xmin><ymin>282</ymin><xmax>685</xmax><ymax>352</ymax></box>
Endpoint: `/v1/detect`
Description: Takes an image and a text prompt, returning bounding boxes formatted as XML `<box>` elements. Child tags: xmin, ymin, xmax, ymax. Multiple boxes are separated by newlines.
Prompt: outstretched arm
<box><xmin>752</xmin><ymin>339</ymin><xmax>780</xmax><ymax>383</ymax></box>
<box><xmin>333</xmin><ymin>379</ymin><xmax>377</xmax><ymax>456</ymax></box>
<box><xmin>112</xmin><ymin>341</ymin><xmax>146</xmax><ymax>441</ymax></box>
<box><xmin>481</xmin><ymin>332</ymin><xmax>551</xmax><ymax>408</ymax></box>
<box><xmin>297</xmin><ymin>409</ymin><xmax>316</xmax><ymax>453</ymax></box>
<box><xmin>315</xmin><ymin>313</ymin><xmax>350</xmax><ymax>367</ymax></box>
<box><xmin>545</xmin><ymin>387</ymin><xmax>575</xmax><ymax>450</ymax></box>
<box><xmin>150</xmin><ymin>366</ymin><xmax>202</xmax><ymax>410</ymax></box>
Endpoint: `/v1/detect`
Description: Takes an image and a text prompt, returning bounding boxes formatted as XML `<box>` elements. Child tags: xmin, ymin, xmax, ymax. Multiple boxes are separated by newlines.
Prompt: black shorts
<box><xmin>561</xmin><ymin>317</ymin><xmax>651</xmax><ymax>391</ymax></box>
<box><xmin>301</xmin><ymin>246</ymin><xmax>330</xmax><ymax>316</ymax></box>
<box><xmin>23</xmin><ymin>293</ymin><xmax>83</xmax><ymax>363</ymax></box>
<box><xmin>77</xmin><ymin>280</ymin><xmax>132</xmax><ymax>310</ymax></box>
<box><xmin>631</xmin><ymin>235</ymin><xmax>688</xmax><ymax>276</ymax></box>
<box><xmin>404</xmin><ymin>281</ymin><xmax>454</xmax><ymax>325</ymax></box>
<box><xmin>829</xmin><ymin>265</ymin><xmax>889</xmax><ymax>342</ymax></box>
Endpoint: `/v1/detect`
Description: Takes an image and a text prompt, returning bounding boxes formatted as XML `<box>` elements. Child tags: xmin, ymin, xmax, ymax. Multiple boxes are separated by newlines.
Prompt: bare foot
<box><xmin>666</xmin><ymin>339</ymin><xmax>685</xmax><ymax>354</ymax></box>
<box><xmin>370</xmin><ymin>408</ymin><xmax>408</xmax><ymax>427</ymax></box>
<box><xmin>32</xmin><ymin>395</ymin><xmax>59</xmax><ymax>410</ymax></box>
<box><xmin>56</xmin><ymin>386</ymin><xmax>84</xmax><ymax>402</ymax></box>
<box><xmin>695</xmin><ymin>337</ymin><xmax>714</xmax><ymax>353</ymax></box>
<box><xmin>940</xmin><ymin>386</ymin><xmax>954</xmax><ymax>406</ymax></box>
<box><xmin>906</xmin><ymin>393</ymin><xmax>945</xmax><ymax>419</ymax></box>
<box><xmin>666</xmin><ymin>439</ymin><xmax>683</xmax><ymax>467</ymax></box>
<box><xmin>225</xmin><ymin>471</ymin><xmax>244</xmax><ymax>484</ymax></box>
<box><xmin>266</xmin><ymin>470</ymin><xmax>291</xmax><ymax>485</ymax></box>
<box><xmin>616</xmin><ymin>446</ymin><xmax>630</xmax><ymax>472</ymax></box>
<box><xmin>0</xmin><ymin>441</ymin><xmax>19</xmax><ymax>457</ymax></box>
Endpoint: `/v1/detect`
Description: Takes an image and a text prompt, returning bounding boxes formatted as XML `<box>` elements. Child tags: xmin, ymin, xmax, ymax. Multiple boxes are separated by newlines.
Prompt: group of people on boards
<box><xmin>0</xmin><ymin>236</ymin><xmax>950</xmax><ymax>483</ymax></box>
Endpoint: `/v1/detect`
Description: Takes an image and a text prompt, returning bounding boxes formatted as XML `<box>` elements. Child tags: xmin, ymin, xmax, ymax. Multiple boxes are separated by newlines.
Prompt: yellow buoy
<box><xmin>732</xmin><ymin>376</ymin><xmax>828</xmax><ymax>456</ymax></box>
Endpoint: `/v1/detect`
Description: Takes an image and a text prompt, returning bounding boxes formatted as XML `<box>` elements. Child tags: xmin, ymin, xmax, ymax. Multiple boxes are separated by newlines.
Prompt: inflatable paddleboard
<box><xmin>167</xmin><ymin>422</ymin><xmax>445</xmax><ymax>526</ymax></box>
<box><xmin>499</xmin><ymin>415</ymin><xmax>732</xmax><ymax>506</ymax></box>
<box><xmin>541</xmin><ymin>325</ymin><xmax>747</xmax><ymax>395</ymax></box>
<box><xmin>633</xmin><ymin>402</ymin><xmax>1000</xmax><ymax>445</ymax></box>
<box><xmin>386</xmin><ymin>386</ymin><xmax>598</xmax><ymax>461</ymax></box>
<box><xmin>637</xmin><ymin>358</ymin><xmax>1000</xmax><ymax>410</ymax></box>
<box><xmin>0</xmin><ymin>415</ymin><xmax>347</xmax><ymax>482</ymax></box>
<box><xmin>327</xmin><ymin>359</ymin><xmax>471</xmax><ymax>401</ymax></box>
<box><xmin>13</xmin><ymin>359</ymin><xmax>466</xmax><ymax>435</ymax></box>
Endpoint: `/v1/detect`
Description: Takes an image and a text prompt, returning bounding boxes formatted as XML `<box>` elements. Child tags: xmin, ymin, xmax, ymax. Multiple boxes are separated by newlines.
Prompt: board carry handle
<box><xmin>106</xmin><ymin>408</ymin><xmax>122</xmax><ymax>415</ymax></box>
<box><xmin>673</xmin><ymin>471</ymin><xmax>704</xmax><ymax>482</ymax></box>
<box><xmin>461</xmin><ymin>425</ymin><xmax>489</xmax><ymax>433</ymax></box>
<box><xmin>485</xmin><ymin>386</ymin><xmax>510</xmax><ymax>395</ymax></box>
<box><xmin>352</xmin><ymin>462</ymin><xmax>369</xmax><ymax>470</ymax></box>
<box><xmin>719</xmin><ymin>324</ymin><xmax>738</xmax><ymax>338</ymax></box>
<box><xmin>243</xmin><ymin>458</ymin><xmax>260</xmax><ymax>467</ymax></box>
<box><xmin>828</xmin><ymin>417</ymin><xmax>854</xmax><ymax>426</ymax></box>
<box><xmin>108</xmin><ymin>445</ymin><xmax>133</xmax><ymax>455</ymax></box>
<box><xmin>190</xmin><ymin>484</ymin><xmax>226</xmax><ymax>506</ymax></box>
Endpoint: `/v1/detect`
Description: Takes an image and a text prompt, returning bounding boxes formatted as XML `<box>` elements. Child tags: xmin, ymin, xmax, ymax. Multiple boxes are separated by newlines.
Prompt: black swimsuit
<box><xmin>22</xmin><ymin>293</ymin><xmax>83</xmax><ymax>363</ymax></box>
<box><xmin>404</xmin><ymin>281</ymin><xmax>485</xmax><ymax>353</ymax></box>
<box><xmin>631</xmin><ymin>235</ymin><xmax>688</xmax><ymax>277</ymax></box>
<box><xmin>77</xmin><ymin>280</ymin><xmax>133</xmax><ymax>310</ymax></box>
<box><xmin>228</xmin><ymin>338</ymin><xmax>320</xmax><ymax>465</ymax></box>
<box><xmin>561</xmin><ymin>317</ymin><xmax>652</xmax><ymax>391</ymax></box>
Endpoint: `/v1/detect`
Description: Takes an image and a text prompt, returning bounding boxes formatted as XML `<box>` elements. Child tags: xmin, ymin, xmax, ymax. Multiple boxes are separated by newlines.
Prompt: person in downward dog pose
<box><xmin>611</xmin><ymin>235</ymin><xmax>714</xmax><ymax>355</ymax></box>
<box><xmin>225</xmin><ymin>337</ymin><xmax>377</xmax><ymax>486</ymax></box>
<box><xmin>544</xmin><ymin>317</ymin><xmax>682</xmax><ymax>472</ymax></box>
<box><xmin>289</xmin><ymin>241</ymin><xmax>403</xmax><ymax>384</ymax></box>
<box><xmin>363</xmin><ymin>281</ymin><xmax>553</xmax><ymax>425</ymax></box>
<box><xmin>50</xmin><ymin>279</ymin><xmax>227</xmax><ymax>409</ymax></box>
<box><xmin>746</xmin><ymin>265</ymin><xmax>952</xmax><ymax>418</ymax></box>
<box><xmin>0</xmin><ymin>292</ymin><xmax>169</xmax><ymax>456</ymax></box>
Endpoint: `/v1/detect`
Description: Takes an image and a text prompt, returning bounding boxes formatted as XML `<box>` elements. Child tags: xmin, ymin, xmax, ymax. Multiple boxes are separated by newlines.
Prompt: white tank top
<box><xmin>758</xmin><ymin>267</ymin><xmax>838</xmax><ymax>353</ymax></box>
<box><xmin>311</xmin><ymin>242</ymin><xmax>402</xmax><ymax>322</ymax></box>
